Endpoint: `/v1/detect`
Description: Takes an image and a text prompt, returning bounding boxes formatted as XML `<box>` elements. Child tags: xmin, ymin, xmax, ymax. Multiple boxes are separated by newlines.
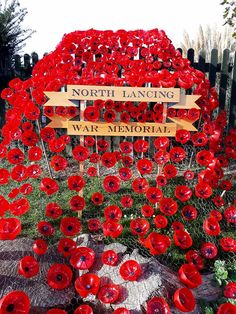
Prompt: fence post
<box><xmin>229</xmin><ymin>52</ymin><xmax>236</xmax><ymax>129</ymax></box>
<box><xmin>219</xmin><ymin>49</ymin><xmax>230</xmax><ymax>111</ymax></box>
<box><xmin>209</xmin><ymin>49</ymin><xmax>218</xmax><ymax>87</ymax></box>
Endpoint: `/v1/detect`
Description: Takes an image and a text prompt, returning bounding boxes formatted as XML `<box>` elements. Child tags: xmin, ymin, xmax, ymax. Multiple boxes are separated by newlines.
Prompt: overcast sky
<box><xmin>20</xmin><ymin>0</ymin><xmax>226</xmax><ymax>58</ymax></box>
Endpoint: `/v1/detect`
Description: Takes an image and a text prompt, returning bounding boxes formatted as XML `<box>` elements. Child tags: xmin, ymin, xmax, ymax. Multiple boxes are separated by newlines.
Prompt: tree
<box><xmin>179</xmin><ymin>24</ymin><xmax>236</xmax><ymax>61</ymax></box>
<box><xmin>0</xmin><ymin>0</ymin><xmax>34</xmax><ymax>127</ymax></box>
<box><xmin>221</xmin><ymin>0</ymin><xmax>236</xmax><ymax>39</ymax></box>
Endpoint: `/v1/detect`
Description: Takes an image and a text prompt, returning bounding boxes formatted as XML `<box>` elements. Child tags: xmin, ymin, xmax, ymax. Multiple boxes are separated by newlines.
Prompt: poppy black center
<box><xmin>42</xmin><ymin>225</ymin><xmax>49</xmax><ymax>232</ymax></box>
<box><xmin>110</xmin><ymin>213</ymin><xmax>115</xmax><ymax>219</ymax></box>
<box><xmin>80</xmin><ymin>255</ymin><xmax>86</xmax><ymax>261</ymax></box>
<box><xmin>57</xmin><ymin>274</ymin><xmax>63</xmax><ymax>281</ymax></box>
<box><xmin>64</xmin><ymin>246</ymin><xmax>69</xmax><ymax>252</ymax></box>
<box><xmin>136</xmin><ymin>227</ymin><xmax>142</xmax><ymax>233</ymax></box>
<box><xmin>86</xmin><ymin>284</ymin><xmax>92</xmax><ymax>289</ymax></box>
<box><xmin>109</xmin><ymin>181</ymin><xmax>114</xmax><ymax>187</ymax></box>
<box><xmin>25</xmin><ymin>266</ymin><xmax>29</xmax><ymax>272</ymax></box>
<box><xmin>6</xmin><ymin>304</ymin><xmax>15</xmax><ymax>312</ymax></box>
<box><xmin>67</xmin><ymin>225</ymin><xmax>73</xmax><ymax>231</ymax></box>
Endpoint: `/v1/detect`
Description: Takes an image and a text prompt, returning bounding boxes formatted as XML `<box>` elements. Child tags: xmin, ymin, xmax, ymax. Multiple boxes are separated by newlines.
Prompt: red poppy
<box><xmin>87</xmin><ymin>167</ymin><xmax>97</xmax><ymax>177</ymax></box>
<box><xmin>178</xmin><ymin>263</ymin><xmax>202</xmax><ymax>289</ymax></box>
<box><xmin>154</xmin><ymin>150</ymin><xmax>170</xmax><ymax>165</ymax></box>
<box><xmin>45</xmin><ymin>202</ymin><xmax>62</xmax><ymax>219</ymax></box>
<box><xmin>0</xmin><ymin>168</ymin><xmax>10</xmax><ymax>185</ymax></box>
<box><xmin>172</xmin><ymin>221</ymin><xmax>184</xmax><ymax>232</ymax></box>
<box><xmin>102</xmin><ymin>250</ymin><xmax>118</xmax><ymax>266</ymax></box>
<box><xmin>195</xmin><ymin>182</ymin><xmax>212</xmax><ymax>199</ymax></box>
<box><xmin>18</xmin><ymin>255</ymin><xmax>39</xmax><ymax>278</ymax></box>
<box><xmin>217</xmin><ymin>303</ymin><xmax>236</xmax><ymax>314</ymax></box>
<box><xmin>113</xmin><ymin>308</ymin><xmax>130</xmax><ymax>314</ymax></box>
<box><xmin>137</xmin><ymin>159</ymin><xmax>153</xmax><ymax>175</ymax></box>
<box><xmin>169</xmin><ymin>147</ymin><xmax>186</xmax><ymax>162</ymax></box>
<box><xmin>104</xmin><ymin>109</ymin><xmax>116</xmax><ymax>122</ymax></box>
<box><xmin>120</xmin><ymin>195</ymin><xmax>133</xmax><ymax>208</ymax></box>
<box><xmin>210</xmin><ymin>210</ymin><xmax>222</xmax><ymax>221</ymax></box>
<box><xmin>25</xmin><ymin>104</ymin><xmax>40</xmax><ymax>120</ymax></box>
<box><xmin>132</xmin><ymin>177</ymin><xmax>149</xmax><ymax>194</ymax></box>
<box><xmin>183</xmin><ymin>169</ymin><xmax>195</xmax><ymax>180</ymax></box>
<box><xmin>88</xmin><ymin>218</ymin><xmax>101</xmax><ymax>232</ymax></box>
<box><xmin>21</xmin><ymin>130</ymin><xmax>38</xmax><ymax>146</ymax></box>
<box><xmin>98</xmin><ymin>284</ymin><xmax>120</xmax><ymax>304</ymax></box>
<box><xmin>0</xmin><ymin>218</ymin><xmax>21</xmax><ymax>240</ymax></box>
<box><xmin>163</xmin><ymin>164</ymin><xmax>177</xmax><ymax>179</ymax></box>
<box><xmin>68</xmin><ymin>175</ymin><xmax>85</xmax><ymax>192</ymax></box>
<box><xmin>220</xmin><ymin>237</ymin><xmax>236</xmax><ymax>252</ymax></box>
<box><xmin>174</xmin><ymin>230</ymin><xmax>192</xmax><ymax>249</ymax></box>
<box><xmin>47</xmin><ymin>263</ymin><xmax>72</xmax><ymax>290</ymax></box>
<box><xmin>37</xmin><ymin>221</ymin><xmax>55</xmax><ymax>237</ymax></box>
<box><xmin>141</xmin><ymin>204</ymin><xmax>154</xmax><ymax>218</ymax></box>
<box><xmin>89</xmin><ymin>153</ymin><xmax>101</xmax><ymax>163</ymax></box>
<box><xmin>9</xmin><ymin>198</ymin><xmax>30</xmax><ymax>216</ymax></box>
<box><xmin>19</xmin><ymin>183</ymin><xmax>33</xmax><ymax>195</ymax></box>
<box><xmin>120</xmin><ymin>112</ymin><xmax>131</xmax><ymax>123</ymax></box>
<box><xmin>46</xmin><ymin>310</ymin><xmax>67</xmax><ymax>314</ymax></box>
<box><xmin>103</xmin><ymin>221</ymin><xmax>123</xmax><ymax>238</ymax></box>
<box><xmin>60</xmin><ymin>217</ymin><xmax>81</xmax><ymax>237</ymax></box>
<box><xmin>159</xmin><ymin>198</ymin><xmax>178</xmax><ymax>216</ymax></box>
<box><xmin>122</xmin><ymin>155</ymin><xmax>133</xmax><ymax>167</ymax></box>
<box><xmin>7</xmin><ymin>148</ymin><xmax>25</xmax><ymax>164</ymax></box>
<box><xmin>175</xmin><ymin>129</ymin><xmax>190</xmax><ymax>144</ymax></box>
<box><xmin>147</xmin><ymin>297</ymin><xmax>170</xmax><ymax>314</ymax></box>
<box><xmin>94</xmin><ymin>99</ymin><xmax>105</xmax><ymax>109</ymax></box>
<box><xmin>181</xmin><ymin>205</ymin><xmax>198</xmax><ymax>221</ymax></box>
<box><xmin>72</xmin><ymin>145</ymin><xmax>90</xmax><ymax>162</ymax></box>
<box><xmin>203</xmin><ymin>217</ymin><xmax>221</xmax><ymax>236</ymax></box>
<box><xmin>104</xmin><ymin>205</ymin><xmax>122</xmax><ymax>222</ymax></box>
<box><xmin>0</xmin><ymin>144</ymin><xmax>7</xmax><ymax>159</ymax></box>
<box><xmin>84</xmin><ymin>136</ymin><xmax>95</xmax><ymax>147</ymax></box>
<box><xmin>154</xmin><ymin>215</ymin><xmax>168</xmax><ymax>229</ymax></box>
<box><xmin>224</xmin><ymin>282</ymin><xmax>236</xmax><ymax>299</ymax></box>
<box><xmin>74</xmin><ymin>304</ymin><xmax>93</xmax><ymax>314</ymax></box>
<box><xmin>69</xmin><ymin>195</ymin><xmax>85</xmax><ymax>211</ymax></box>
<box><xmin>0</xmin><ymin>290</ymin><xmax>30</xmax><ymax>314</ymax></box>
<box><xmin>224</xmin><ymin>206</ymin><xmax>236</xmax><ymax>224</ymax></box>
<box><xmin>91</xmin><ymin>192</ymin><xmax>104</xmax><ymax>205</ymax></box>
<box><xmin>57</xmin><ymin>238</ymin><xmax>77</xmax><ymax>257</ymax></box>
<box><xmin>200</xmin><ymin>242</ymin><xmax>218</xmax><ymax>259</ymax></box>
<box><xmin>32</xmin><ymin>239</ymin><xmax>48</xmax><ymax>255</ymax></box>
<box><xmin>120</xmin><ymin>142</ymin><xmax>133</xmax><ymax>154</ymax></box>
<box><xmin>40</xmin><ymin>178</ymin><xmax>59</xmax><ymax>195</ymax></box>
<box><xmin>192</xmin><ymin>132</ymin><xmax>208</xmax><ymax>147</ymax></box>
<box><xmin>40</xmin><ymin>127</ymin><xmax>56</xmax><ymax>143</ymax></box>
<box><xmin>8</xmin><ymin>188</ymin><xmax>19</xmax><ymax>199</ymax></box>
<box><xmin>97</xmin><ymin>139</ymin><xmax>109</xmax><ymax>152</ymax></box>
<box><xmin>134</xmin><ymin>139</ymin><xmax>149</xmax><ymax>153</ymax></box>
<box><xmin>50</xmin><ymin>155</ymin><xmax>68</xmax><ymax>171</ymax></box>
<box><xmin>70</xmin><ymin>247</ymin><xmax>95</xmax><ymax>270</ymax></box>
<box><xmin>118</xmin><ymin>167</ymin><xmax>132</xmax><ymax>181</ymax></box>
<box><xmin>146</xmin><ymin>187</ymin><xmax>163</xmax><ymax>204</ymax></box>
<box><xmin>103</xmin><ymin>176</ymin><xmax>120</xmax><ymax>193</ymax></box>
<box><xmin>26</xmin><ymin>164</ymin><xmax>42</xmax><ymax>179</ymax></box>
<box><xmin>75</xmin><ymin>273</ymin><xmax>100</xmax><ymax>297</ymax></box>
<box><xmin>173</xmin><ymin>287</ymin><xmax>196</xmax><ymax>312</ymax></box>
<box><xmin>175</xmin><ymin>185</ymin><xmax>192</xmax><ymax>202</ymax></box>
<box><xmin>212</xmin><ymin>196</ymin><xmax>224</xmax><ymax>208</ymax></box>
<box><xmin>84</xmin><ymin>106</ymin><xmax>100</xmax><ymax>122</ymax></box>
<box><xmin>130</xmin><ymin>218</ymin><xmax>150</xmax><ymax>236</ymax></box>
<box><xmin>220</xmin><ymin>180</ymin><xmax>233</xmax><ymax>191</ymax></box>
<box><xmin>156</xmin><ymin>175</ymin><xmax>167</xmax><ymax>187</ymax></box>
<box><xmin>196</xmin><ymin>150</ymin><xmax>214</xmax><ymax>166</ymax></box>
<box><xmin>185</xmin><ymin>250</ymin><xmax>204</xmax><ymax>270</ymax></box>
<box><xmin>119</xmin><ymin>260</ymin><xmax>142</xmax><ymax>281</ymax></box>
<box><xmin>11</xmin><ymin>165</ymin><xmax>28</xmax><ymax>182</ymax></box>
<box><xmin>154</xmin><ymin>137</ymin><xmax>169</xmax><ymax>149</ymax></box>
<box><xmin>145</xmin><ymin>232</ymin><xmax>171</xmax><ymax>255</ymax></box>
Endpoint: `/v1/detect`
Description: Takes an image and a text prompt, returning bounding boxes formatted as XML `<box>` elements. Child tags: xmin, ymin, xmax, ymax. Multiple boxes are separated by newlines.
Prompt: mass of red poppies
<box><xmin>0</xmin><ymin>28</ymin><xmax>235</xmax><ymax>313</ymax></box>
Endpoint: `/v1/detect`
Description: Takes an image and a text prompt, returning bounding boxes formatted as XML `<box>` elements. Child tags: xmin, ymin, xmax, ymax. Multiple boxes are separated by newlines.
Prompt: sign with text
<box><xmin>44</xmin><ymin>85</ymin><xmax>200</xmax><ymax>108</ymax></box>
<box><xmin>43</xmin><ymin>85</ymin><xmax>201</xmax><ymax>136</ymax></box>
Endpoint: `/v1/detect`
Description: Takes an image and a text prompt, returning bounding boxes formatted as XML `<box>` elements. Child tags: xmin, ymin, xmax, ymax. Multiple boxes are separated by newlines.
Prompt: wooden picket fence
<box><xmin>9</xmin><ymin>48</ymin><xmax>236</xmax><ymax>129</ymax></box>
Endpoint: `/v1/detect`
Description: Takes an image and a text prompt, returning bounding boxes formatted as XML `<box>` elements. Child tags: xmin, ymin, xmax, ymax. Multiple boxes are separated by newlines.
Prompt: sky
<box><xmin>20</xmin><ymin>0</ymin><xmax>226</xmax><ymax>58</ymax></box>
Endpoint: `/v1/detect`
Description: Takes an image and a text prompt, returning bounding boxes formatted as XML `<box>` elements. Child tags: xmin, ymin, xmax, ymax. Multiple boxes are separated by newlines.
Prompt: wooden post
<box><xmin>78</xmin><ymin>100</ymin><xmax>85</xmax><ymax>218</ymax></box>
<box><xmin>229</xmin><ymin>51</ymin><xmax>236</xmax><ymax>129</ymax></box>
<box><xmin>219</xmin><ymin>49</ymin><xmax>230</xmax><ymax>111</ymax></box>
<box><xmin>209</xmin><ymin>49</ymin><xmax>218</xmax><ymax>87</ymax></box>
